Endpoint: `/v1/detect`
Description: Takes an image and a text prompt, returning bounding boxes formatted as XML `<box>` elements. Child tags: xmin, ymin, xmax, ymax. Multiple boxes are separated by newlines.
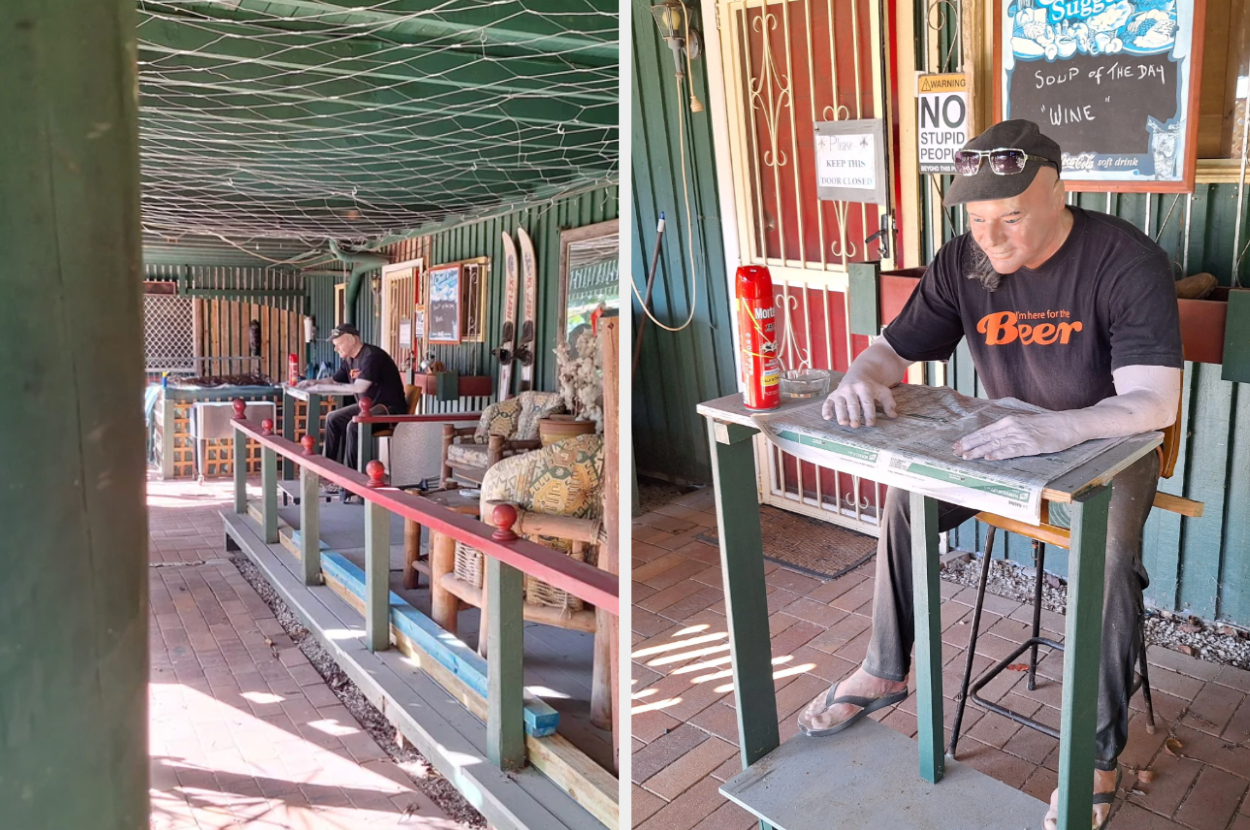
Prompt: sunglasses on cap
<box><xmin>953</xmin><ymin>147</ymin><xmax>1058</xmax><ymax>177</ymax></box>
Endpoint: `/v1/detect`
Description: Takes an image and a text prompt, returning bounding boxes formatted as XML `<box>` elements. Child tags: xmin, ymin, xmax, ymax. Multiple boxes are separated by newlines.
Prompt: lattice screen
<box><xmin>144</xmin><ymin>294</ymin><xmax>196</xmax><ymax>374</ymax></box>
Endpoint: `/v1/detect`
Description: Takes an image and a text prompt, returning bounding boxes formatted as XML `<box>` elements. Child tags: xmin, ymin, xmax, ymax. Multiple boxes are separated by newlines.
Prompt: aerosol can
<box><xmin>735</xmin><ymin>265</ymin><xmax>781</xmax><ymax>411</ymax></box>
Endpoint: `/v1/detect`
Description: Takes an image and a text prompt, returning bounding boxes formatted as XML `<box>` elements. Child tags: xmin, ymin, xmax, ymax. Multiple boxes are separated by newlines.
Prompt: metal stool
<box><xmin>947</xmin><ymin>524</ymin><xmax>1156</xmax><ymax>759</ymax></box>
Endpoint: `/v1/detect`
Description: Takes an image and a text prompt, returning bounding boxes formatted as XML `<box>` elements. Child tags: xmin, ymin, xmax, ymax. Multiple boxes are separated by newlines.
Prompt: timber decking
<box><xmin>224</xmin><ymin>510</ymin><xmax>607</xmax><ymax>830</ymax></box>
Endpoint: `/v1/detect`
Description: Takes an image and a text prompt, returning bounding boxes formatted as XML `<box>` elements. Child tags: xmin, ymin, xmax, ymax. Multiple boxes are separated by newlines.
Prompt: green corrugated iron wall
<box><xmin>306</xmin><ymin>187</ymin><xmax>620</xmax><ymax>387</ymax></box>
<box><xmin>631</xmin><ymin>0</ymin><xmax>738</xmax><ymax>484</ymax></box>
<box><xmin>941</xmin><ymin>186</ymin><xmax>1250</xmax><ymax>625</ymax></box>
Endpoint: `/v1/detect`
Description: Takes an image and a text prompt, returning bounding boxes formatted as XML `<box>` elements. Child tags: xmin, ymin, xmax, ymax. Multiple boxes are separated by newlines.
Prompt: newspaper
<box><xmin>752</xmin><ymin>380</ymin><xmax>1128</xmax><ymax>524</ymax></box>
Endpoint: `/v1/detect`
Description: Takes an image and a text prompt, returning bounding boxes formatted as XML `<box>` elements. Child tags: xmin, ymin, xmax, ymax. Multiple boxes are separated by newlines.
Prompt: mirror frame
<box><xmin>557</xmin><ymin>218</ymin><xmax>620</xmax><ymax>346</ymax></box>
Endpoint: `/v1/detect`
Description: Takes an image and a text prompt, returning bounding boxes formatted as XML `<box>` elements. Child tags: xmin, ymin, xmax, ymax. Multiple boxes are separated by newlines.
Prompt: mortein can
<box><xmin>735</xmin><ymin>265</ymin><xmax>781</xmax><ymax>411</ymax></box>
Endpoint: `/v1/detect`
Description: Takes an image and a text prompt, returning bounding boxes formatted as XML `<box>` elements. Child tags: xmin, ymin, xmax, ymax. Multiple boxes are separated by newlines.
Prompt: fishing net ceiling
<box><xmin>136</xmin><ymin>0</ymin><xmax>619</xmax><ymax>248</ymax></box>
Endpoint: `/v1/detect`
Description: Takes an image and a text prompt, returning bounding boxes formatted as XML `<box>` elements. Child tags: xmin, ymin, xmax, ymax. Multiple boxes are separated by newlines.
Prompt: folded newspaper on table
<box><xmin>751</xmin><ymin>380</ymin><xmax>1128</xmax><ymax>524</ymax></box>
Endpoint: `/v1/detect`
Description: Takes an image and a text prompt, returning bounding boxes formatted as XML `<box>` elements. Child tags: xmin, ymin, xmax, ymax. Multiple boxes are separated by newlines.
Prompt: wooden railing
<box><xmin>229</xmin><ymin>399</ymin><xmax>618</xmax><ymax>772</ymax></box>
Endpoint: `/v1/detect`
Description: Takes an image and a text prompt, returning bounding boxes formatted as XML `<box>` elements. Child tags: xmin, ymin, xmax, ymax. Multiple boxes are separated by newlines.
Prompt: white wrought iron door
<box><xmin>381</xmin><ymin>258</ymin><xmax>422</xmax><ymax>377</ymax></box>
<box><xmin>715</xmin><ymin>0</ymin><xmax>896</xmax><ymax>533</ymax></box>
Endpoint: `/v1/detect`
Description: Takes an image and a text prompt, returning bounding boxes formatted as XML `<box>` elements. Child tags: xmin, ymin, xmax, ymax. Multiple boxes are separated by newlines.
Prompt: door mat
<box><xmin>695</xmin><ymin>504</ymin><xmax>878</xmax><ymax>581</ymax></box>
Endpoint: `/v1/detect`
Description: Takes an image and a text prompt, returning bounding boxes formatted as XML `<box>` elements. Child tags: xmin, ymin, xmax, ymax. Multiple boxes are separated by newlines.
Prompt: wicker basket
<box><xmin>453</xmin><ymin>538</ymin><xmax>595</xmax><ymax>614</ymax></box>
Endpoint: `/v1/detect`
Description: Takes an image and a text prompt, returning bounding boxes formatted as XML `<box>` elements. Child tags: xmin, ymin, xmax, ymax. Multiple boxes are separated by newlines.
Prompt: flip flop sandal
<box><xmin>1092</xmin><ymin>766</ymin><xmax>1122</xmax><ymax>830</ymax></box>
<box><xmin>798</xmin><ymin>680</ymin><xmax>909</xmax><ymax>737</ymax></box>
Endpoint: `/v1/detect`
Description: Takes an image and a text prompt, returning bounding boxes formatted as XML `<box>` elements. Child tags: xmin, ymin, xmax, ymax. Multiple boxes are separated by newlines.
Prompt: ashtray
<box><xmin>780</xmin><ymin>368</ymin><xmax>831</xmax><ymax>400</ymax></box>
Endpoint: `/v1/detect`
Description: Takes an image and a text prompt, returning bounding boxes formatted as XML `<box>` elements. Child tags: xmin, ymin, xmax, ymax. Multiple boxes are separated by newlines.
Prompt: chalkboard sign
<box><xmin>997</xmin><ymin>0</ymin><xmax>1205</xmax><ymax>192</ymax></box>
<box><xmin>427</xmin><ymin>265</ymin><xmax>462</xmax><ymax>344</ymax></box>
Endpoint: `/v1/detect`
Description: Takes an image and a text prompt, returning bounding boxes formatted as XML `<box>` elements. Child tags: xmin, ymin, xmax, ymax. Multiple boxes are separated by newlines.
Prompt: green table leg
<box><xmin>261</xmin><ymin>445</ymin><xmax>278</xmax><ymax>544</ymax></box>
<box><xmin>911</xmin><ymin>492</ymin><xmax>944</xmax><ymax>783</ymax></box>
<box><xmin>1057</xmin><ymin>484</ymin><xmax>1112</xmax><ymax>830</ymax></box>
<box><xmin>301</xmin><ymin>467</ymin><xmax>321</xmax><ymax>586</ymax></box>
<box><xmin>364</xmin><ymin>499</ymin><xmax>390</xmax><ymax>652</ymax></box>
<box><xmin>707</xmin><ymin>418</ymin><xmax>778</xmax><ymax>830</ymax></box>
<box><xmin>308</xmin><ymin>393</ymin><xmax>323</xmax><ymax>454</ymax></box>
<box><xmin>486</xmin><ymin>557</ymin><xmax>525</xmax><ymax>770</ymax></box>
<box><xmin>282</xmin><ymin>391</ymin><xmax>296</xmax><ymax>480</ymax></box>
<box><xmin>358</xmin><ymin>421</ymin><xmax>374</xmax><ymax>473</ymax></box>
<box><xmin>161</xmin><ymin>398</ymin><xmax>176</xmax><ymax>480</ymax></box>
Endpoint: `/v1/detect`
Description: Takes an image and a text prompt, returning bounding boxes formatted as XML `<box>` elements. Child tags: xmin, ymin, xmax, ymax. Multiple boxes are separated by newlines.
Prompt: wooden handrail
<box><xmin>231</xmin><ymin>414</ymin><xmax>617</xmax><ymax>615</ymax></box>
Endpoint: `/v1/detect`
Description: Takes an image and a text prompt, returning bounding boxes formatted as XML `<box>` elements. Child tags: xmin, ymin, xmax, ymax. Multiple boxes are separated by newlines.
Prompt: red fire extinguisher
<box><xmin>288</xmin><ymin>353</ymin><xmax>300</xmax><ymax>387</ymax></box>
<box><xmin>736</xmin><ymin>265</ymin><xmax>781</xmax><ymax>411</ymax></box>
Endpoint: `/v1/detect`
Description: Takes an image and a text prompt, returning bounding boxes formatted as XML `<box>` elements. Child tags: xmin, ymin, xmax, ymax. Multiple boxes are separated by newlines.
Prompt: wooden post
<box><xmin>708</xmin><ymin>419</ymin><xmax>781</xmax><ymax>781</ymax></box>
<box><xmin>161</xmin><ymin>396</ymin><xmax>177</xmax><ymax>479</ymax></box>
<box><xmin>0</xmin><ymin>1</ymin><xmax>148</xmax><ymax>826</ymax></box>
<box><xmin>431</xmin><ymin>530</ymin><xmax>460</xmax><ymax>635</ymax></box>
<box><xmin>365</xmin><ymin>460</ymin><xmax>390</xmax><ymax>652</ymax></box>
<box><xmin>308</xmin><ymin>392</ymin><xmax>323</xmax><ymax>453</ymax></box>
<box><xmin>260</xmin><ymin>419</ymin><xmax>278</xmax><ymax>544</ymax></box>
<box><xmin>357</xmin><ymin>395</ymin><xmax>374</xmax><ymax>472</ymax></box>
<box><xmin>300</xmin><ymin>434</ymin><xmax>321</xmax><ymax>586</ymax></box>
<box><xmin>595</xmin><ymin>318</ymin><xmax>620</xmax><ymax>764</ymax></box>
<box><xmin>1056</xmin><ymin>485</ymin><xmax>1112</xmax><ymax>830</ymax></box>
<box><xmin>403</xmin><ymin>519</ymin><xmax>422</xmax><ymax>589</ymax></box>
<box><xmin>910</xmin><ymin>492</ymin><xmax>945</xmax><ymax>783</ymax></box>
<box><xmin>233</xmin><ymin>399</ymin><xmax>248</xmax><ymax>514</ymax></box>
<box><xmin>487</xmin><ymin>504</ymin><xmax>526</xmax><ymax>770</ymax></box>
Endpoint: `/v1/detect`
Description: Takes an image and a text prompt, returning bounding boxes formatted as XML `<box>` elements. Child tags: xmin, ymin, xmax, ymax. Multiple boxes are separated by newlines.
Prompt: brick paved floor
<box><xmin>631</xmin><ymin>487</ymin><xmax>1250</xmax><ymax>830</ymax></box>
<box><xmin>148</xmin><ymin>476</ymin><xmax>460</xmax><ymax>829</ymax></box>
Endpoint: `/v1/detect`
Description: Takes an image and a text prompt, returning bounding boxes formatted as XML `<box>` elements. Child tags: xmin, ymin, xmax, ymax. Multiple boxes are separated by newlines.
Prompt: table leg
<box><xmin>1057</xmin><ymin>484</ymin><xmax>1112</xmax><ymax>830</ymax></box>
<box><xmin>308</xmin><ymin>394</ymin><xmax>322</xmax><ymax>453</ymax></box>
<box><xmin>707</xmin><ymin>418</ymin><xmax>779</xmax><ymax>817</ymax></box>
<box><xmin>282</xmin><ymin>390</ymin><xmax>295</xmax><ymax>480</ymax></box>
<box><xmin>430</xmin><ymin>530</ymin><xmax>458</xmax><ymax>636</ymax></box>
<box><xmin>403</xmin><ymin>519</ymin><xmax>422</xmax><ymax>589</ymax></box>
<box><xmin>910</xmin><ymin>492</ymin><xmax>944</xmax><ymax>783</ymax></box>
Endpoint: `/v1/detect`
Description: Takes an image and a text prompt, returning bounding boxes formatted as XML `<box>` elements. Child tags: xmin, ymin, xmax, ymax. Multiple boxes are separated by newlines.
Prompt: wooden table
<box><xmin>697</xmin><ymin>392</ymin><xmax>1161</xmax><ymax>830</ymax></box>
<box><xmin>281</xmin><ymin>385</ymin><xmax>346</xmax><ymax>480</ymax></box>
<box><xmin>402</xmin><ymin>488</ymin><xmax>481</xmax><ymax>634</ymax></box>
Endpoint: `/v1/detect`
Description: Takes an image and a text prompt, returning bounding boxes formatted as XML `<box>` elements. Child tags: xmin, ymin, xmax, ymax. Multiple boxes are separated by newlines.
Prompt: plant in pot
<box><xmin>542</xmin><ymin>327</ymin><xmax>603</xmax><ymax>446</ymax></box>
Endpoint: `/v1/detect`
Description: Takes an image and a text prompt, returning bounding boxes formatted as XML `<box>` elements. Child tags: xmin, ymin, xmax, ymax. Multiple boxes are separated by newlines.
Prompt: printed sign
<box><xmin>918</xmin><ymin>74</ymin><xmax>969</xmax><ymax>173</ymax></box>
<box><xmin>427</xmin><ymin>265</ymin><xmax>462</xmax><ymax>344</ymax></box>
<box><xmin>999</xmin><ymin>0</ymin><xmax>1205</xmax><ymax>190</ymax></box>
<box><xmin>399</xmin><ymin>319</ymin><xmax>412</xmax><ymax>349</ymax></box>
<box><xmin>813</xmin><ymin>118</ymin><xmax>889</xmax><ymax>204</ymax></box>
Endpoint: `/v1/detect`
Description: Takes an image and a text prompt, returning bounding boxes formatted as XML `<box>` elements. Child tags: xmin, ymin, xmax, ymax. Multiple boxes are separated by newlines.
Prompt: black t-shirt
<box><xmin>333</xmin><ymin>343</ymin><xmax>406</xmax><ymax>412</ymax></box>
<box><xmin>883</xmin><ymin>207</ymin><xmax>1183</xmax><ymax>412</ymax></box>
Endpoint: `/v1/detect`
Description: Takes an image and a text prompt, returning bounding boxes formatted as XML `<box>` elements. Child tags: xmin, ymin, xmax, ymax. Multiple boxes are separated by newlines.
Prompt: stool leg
<box><xmin>1029</xmin><ymin>540</ymin><xmax>1047</xmax><ymax>692</ymax></box>
<box><xmin>949</xmin><ymin>525</ymin><xmax>997</xmax><ymax>760</ymax></box>
<box><xmin>1139</xmin><ymin>618</ymin><xmax>1157</xmax><ymax>734</ymax></box>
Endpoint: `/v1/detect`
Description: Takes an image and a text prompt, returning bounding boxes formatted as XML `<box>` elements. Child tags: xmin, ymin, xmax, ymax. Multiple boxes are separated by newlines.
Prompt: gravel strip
<box><xmin>230</xmin><ymin>553</ymin><xmax>487</xmax><ymax>828</ymax></box>
<box><xmin>942</xmin><ymin>554</ymin><xmax>1250</xmax><ymax>671</ymax></box>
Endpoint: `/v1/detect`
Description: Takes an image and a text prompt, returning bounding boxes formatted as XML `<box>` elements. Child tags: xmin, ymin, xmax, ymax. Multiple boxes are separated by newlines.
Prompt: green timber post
<box><xmin>707</xmin><ymin>418</ymin><xmax>778</xmax><ymax>830</ymax></box>
<box><xmin>910</xmin><ymin>492</ymin><xmax>944</xmax><ymax>783</ymax></box>
<box><xmin>1056</xmin><ymin>485</ymin><xmax>1112</xmax><ymax>830</ymax></box>
<box><xmin>282</xmin><ymin>394</ymin><xmax>297</xmax><ymax>480</ymax></box>
<box><xmin>261</xmin><ymin>439</ymin><xmax>279</xmax><ymax>544</ymax></box>
<box><xmin>364</xmin><ymin>498</ymin><xmax>390</xmax><ymax>651</ymax></box>
<box><xmin>486</xmin><ymin>556</ymin><xmax>526</xmax><ymax>769</ymax></box>
<box><xmin>0</xmin><ymin>1</ymin><xmax>149</xmax><ymax>828</ymax></box>
<box><xmin>300</xmin><ymin>440</ymin><xmax>322</xmax><ymax>586</ymax></box>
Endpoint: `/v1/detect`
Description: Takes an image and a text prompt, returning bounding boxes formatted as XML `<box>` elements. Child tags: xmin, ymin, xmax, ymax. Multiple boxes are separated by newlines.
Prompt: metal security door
<box><xmin>381</xmin><ymin>258</ymin><xmax>422</xmax><ymax>377</ymax></box>
<box><xmin>716</xmin><ymin>0</ymin><xmax>895</xmax><ymax>533</ymax></box>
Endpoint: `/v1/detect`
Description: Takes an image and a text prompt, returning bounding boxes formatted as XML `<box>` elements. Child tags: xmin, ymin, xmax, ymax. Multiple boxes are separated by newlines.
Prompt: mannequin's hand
<box><xmin>822</xmin><ymin>378</ymin><xmax>899</xmax><ymax>428</ymax></box>
<box><xmin>954</xmin><ymin>413</ymin><xmax>1080</xmax><ymax>461</ymax></box>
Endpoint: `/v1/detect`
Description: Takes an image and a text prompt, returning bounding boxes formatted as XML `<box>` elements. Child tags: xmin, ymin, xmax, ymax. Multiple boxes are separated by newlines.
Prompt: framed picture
<box><xmin>995</xmin><ymin>0</ymin><xmax>1206</xmax><ymax>192</ymax></box>
<box><xmin>427</xmin><ymin>264</ymin><xmax>463</xmax><ymax>344</ymax></box>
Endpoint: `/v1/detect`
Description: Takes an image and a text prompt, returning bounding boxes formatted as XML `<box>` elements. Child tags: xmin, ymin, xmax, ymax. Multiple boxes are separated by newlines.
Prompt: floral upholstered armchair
<box><xmin>440</xmin><ymin>390</ymin><xmax>565</xmax><ymax>488</ymax></box>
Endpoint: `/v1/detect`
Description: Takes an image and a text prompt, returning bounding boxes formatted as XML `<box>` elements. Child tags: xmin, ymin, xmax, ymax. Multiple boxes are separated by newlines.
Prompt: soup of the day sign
<box><xmin>917</xmin><ymin>73</ymin><xmax>969</xmax><ymax>174</ymax></box>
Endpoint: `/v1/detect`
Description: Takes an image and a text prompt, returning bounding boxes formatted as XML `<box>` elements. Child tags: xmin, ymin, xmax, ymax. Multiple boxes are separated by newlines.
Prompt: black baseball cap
<box><xmin>330</xmin><ymin>323</ymin><xmax>361</xmax><ymax>339</ymax></box>
<box><xmin>943</xmin><ymin>119</ymin><xmax>1063</xmax><ymax>207</ymax></box>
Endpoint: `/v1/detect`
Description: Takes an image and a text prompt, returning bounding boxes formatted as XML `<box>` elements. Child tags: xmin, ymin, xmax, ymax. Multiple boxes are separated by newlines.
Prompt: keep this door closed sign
<box><xmin>917</xmin><ymin>74</ymin><xmax>968</xmax><ymax>174</ymax></box>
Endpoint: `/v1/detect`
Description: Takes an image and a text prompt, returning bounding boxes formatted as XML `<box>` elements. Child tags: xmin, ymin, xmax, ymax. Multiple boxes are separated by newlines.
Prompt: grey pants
<box><xmin>862</xmin><ymin>450</ymin><xmax>1160</xmax><ymax>770</ymax></box>
<box><xmin>323</xmin><ymin>402</ymin><xmax>393</xmax><ymax>469</ymax></box>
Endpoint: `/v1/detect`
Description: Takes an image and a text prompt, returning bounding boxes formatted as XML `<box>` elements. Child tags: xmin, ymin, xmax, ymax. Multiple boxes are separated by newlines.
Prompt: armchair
<box><xmin>441</xmin><ymin>390</ymin><xmax>565</xmax><ymax>488</ymax></box>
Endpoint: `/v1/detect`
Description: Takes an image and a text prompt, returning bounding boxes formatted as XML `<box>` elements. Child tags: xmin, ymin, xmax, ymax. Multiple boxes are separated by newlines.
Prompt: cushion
<box><xmin>474</xmin><ymin>397</ymin><xmax>523</xmax><ymax>443</ymax></box>
<box><xmin>514</xmin><ymin>391</ymin><xmax>566</xmax><ymax>440</ymax></box>
<box><xmin>447</xmin><ymin>441</ymin><xmax>490</xmax><ymax>469</ymax></box>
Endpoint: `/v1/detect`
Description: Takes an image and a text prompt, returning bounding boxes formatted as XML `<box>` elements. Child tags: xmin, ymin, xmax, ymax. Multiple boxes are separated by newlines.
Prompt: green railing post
<box><xmin>357</xmin><ymin>396</ymin><xmax>375</xmax><ymax>473</ymax></box>
<box><xmin>486</xmin><ymin>504</ymin><xmax>526</xmax><ymax>770</ymax></box>
<box><xmin>260</xmin><ymin>419</ymin><xmax>278</xmax><ymax>544</ymax></box>
<box><xmin>911</xmin><ymin>491</ymin><xmax>944</xmax><ymax>783</ymax></box>
<box><xmin>1057</xmin><ymin>484</ymin><xmax>1112</xmax><ymax>830</ymax></box>
<box><xmin>308</xmin><ymin>392</ymin><xmax>323</xmax><ymax>452</ymax></box>
<box><xmin>364</xmin><ymin>459</ymin><xmax>390</xmax><ymax>651</ymax></box>
<box><xmin>299</xmin><ymin>435</ymin><xmax>321</xmax><ymax>586</ymax></box>
<box><xmin>282</xmin><ymin>390</ymin><xmax>297</xmax><ymax>480</ymax></box>
<box><xmin>232</xmin><ymin>400</ymin><xmax>248</xmax><ymax>515</ymax></box>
